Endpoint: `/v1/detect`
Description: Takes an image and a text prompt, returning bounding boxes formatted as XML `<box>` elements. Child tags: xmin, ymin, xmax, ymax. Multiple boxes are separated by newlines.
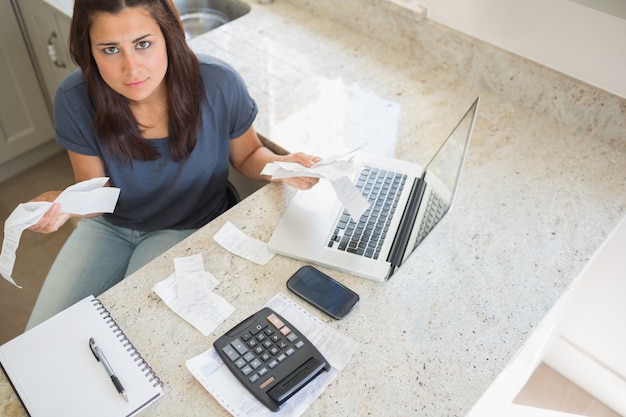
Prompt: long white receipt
<box><xmin>261</xmin><ymin>151</ymin><xmax>370</xmax><ymax>219</ymax></box>
<box><xmin>186</xmin><ymin>293</ymin><xmax>358</xmax><ymax>417</ymax></box>
<box><xmin>0</xmin><ymin>177</ymin><xmax>120</xmax><ymax>288</ymax></box>
<box><xmin>213</xmin><ymin>221</ymin><xmax>275</xmax><ymax>265</ymax></box>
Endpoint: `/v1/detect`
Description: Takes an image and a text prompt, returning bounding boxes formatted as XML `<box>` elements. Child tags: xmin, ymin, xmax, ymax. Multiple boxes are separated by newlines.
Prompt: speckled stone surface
<box><xmin>3</xmin><ymin>1</ymin><xmax>626</xmax><ymax>416</ymax></box>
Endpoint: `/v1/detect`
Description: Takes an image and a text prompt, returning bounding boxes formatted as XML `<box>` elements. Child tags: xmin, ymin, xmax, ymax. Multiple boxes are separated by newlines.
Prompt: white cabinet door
<box><xmin>15</xmin><ymin>0</ymin><xmax>76</xmax><ymax>107</ymax></box>
<box><xmin>0</xmin><ymin>1</ymin><xmax>54</xmax><ymax>167</ymax></box>
<box><xmin>544</xmin><ymin>216</ymin><xmax>626</xmax><ymax>415</ymax></box>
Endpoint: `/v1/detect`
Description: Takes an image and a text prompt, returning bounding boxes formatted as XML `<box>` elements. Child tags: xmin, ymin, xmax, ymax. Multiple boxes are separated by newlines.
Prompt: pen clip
<box><xmin>88</xmin><ymin>337</ymin><xmax>100</xmax><ymax>361</ymax></box>
<box><xmin>88</xmin><ymin>336</ymin><xmax>129</xmax><ymax>402</ymax></box>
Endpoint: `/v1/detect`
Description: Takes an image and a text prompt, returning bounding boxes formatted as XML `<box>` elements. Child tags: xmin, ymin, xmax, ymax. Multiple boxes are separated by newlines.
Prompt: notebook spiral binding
<box><xmin>91</xmin><ymin>298</ymin><xmax>163</xmax><ymax>388</ymax></box>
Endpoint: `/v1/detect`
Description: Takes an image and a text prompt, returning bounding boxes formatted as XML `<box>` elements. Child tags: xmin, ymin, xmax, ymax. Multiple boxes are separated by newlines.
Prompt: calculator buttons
<box><xmin>259</xmin><ymin>376</ymin><xmax>275</xmax><ymax>390</ymax></box>
<box><xmin>250</xmin><ymin>323</ymin><xmax>266</xmax><ymax>335</ymax></box>
<box><xmin>214</xmin><ymin>308</ymin><xmax>329</xmax><ymax>412</ymax></box>
<box><xmin>222</xmin><ymin>345</ymin><xmax>240</xmax><ymax>361</ymax></box>
<box><xmin>231</xmin><ymin>338</ymin><xmax>248</xmax><ymax>355</ymax></box>
<box><xmin>266</xmin><ymin>313</ymin><xmax>284</xmax><ymax>329</ymax></box>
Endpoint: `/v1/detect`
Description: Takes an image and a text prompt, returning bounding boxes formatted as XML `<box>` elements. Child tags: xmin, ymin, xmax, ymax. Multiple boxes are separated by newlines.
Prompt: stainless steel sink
<box><xmin>173</xmin><ymin>0</ymin><xmax>251</xmax><ymax>39</ymax></box>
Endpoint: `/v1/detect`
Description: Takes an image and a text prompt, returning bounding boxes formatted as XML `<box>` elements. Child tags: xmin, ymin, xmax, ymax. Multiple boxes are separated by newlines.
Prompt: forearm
<box><xmin>233</xmin><ymin>145</ymin><xmax>281</xmax><ymax>182</ymax></box>
<box><xmin>229</xmin><ymin>126</ymin><xmax>321</xmax><ymax>190</ymax></box>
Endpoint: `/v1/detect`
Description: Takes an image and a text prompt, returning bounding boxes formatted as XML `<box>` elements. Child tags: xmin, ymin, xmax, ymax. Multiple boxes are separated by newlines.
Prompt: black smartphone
<box><xmin>287</xmin><ymin>265</ymin><xmax>359</xmax><ymax>320</ymax></box>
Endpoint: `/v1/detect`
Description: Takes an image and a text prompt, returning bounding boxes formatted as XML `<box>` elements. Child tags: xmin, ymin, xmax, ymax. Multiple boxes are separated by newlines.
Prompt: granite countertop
<box><xmin>3</xmin><ymin>0</ymin><xmax>625</xmax><ymax>416</ymax></box>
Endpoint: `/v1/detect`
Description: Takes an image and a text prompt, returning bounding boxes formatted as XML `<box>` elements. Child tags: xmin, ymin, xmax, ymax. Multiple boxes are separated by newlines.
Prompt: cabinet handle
<box><xmin>47</xmin><ymin>31</ymin><xmax>67</xmax><ymax>69</ymax></box>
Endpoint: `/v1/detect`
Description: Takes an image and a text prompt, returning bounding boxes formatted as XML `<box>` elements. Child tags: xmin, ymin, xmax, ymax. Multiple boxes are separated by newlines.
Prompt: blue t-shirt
<box><xmin>53</xmin><ymin>54</ymin><xmax>258</xmax><ymax>231</ymax></box>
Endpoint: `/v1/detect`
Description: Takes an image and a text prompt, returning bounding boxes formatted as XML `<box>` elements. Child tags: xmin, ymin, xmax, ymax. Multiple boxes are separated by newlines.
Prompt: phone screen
<box><xmin>287</xmin><ymin>266</ymin><xmax>359</xmax><ymax>319</ymax></box>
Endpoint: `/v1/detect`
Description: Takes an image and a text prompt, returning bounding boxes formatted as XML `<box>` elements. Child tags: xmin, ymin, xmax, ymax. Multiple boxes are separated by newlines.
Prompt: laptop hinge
<box><xmin>387</xmin><ymin>177</ymin><xmax>425</xmax><ymax>269</ymax></box>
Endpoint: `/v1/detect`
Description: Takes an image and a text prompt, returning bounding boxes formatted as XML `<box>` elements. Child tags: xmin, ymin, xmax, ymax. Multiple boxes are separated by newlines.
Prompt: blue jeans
<box><xmin>26</xmin><ymin>217</ymin><xmax>195</xmax><ymax>329</ymax></box>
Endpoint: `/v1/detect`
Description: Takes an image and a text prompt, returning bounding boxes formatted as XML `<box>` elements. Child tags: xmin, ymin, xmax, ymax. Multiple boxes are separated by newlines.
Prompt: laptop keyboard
<box><xmin>328</xmin><ymin>165</ymin><xmax>407</xmax><ymax>259</ymax></box>
<box><xmin>414</xmin><ymin>191</ymin><xmax>448</xmax><ymax>248</ymax></box>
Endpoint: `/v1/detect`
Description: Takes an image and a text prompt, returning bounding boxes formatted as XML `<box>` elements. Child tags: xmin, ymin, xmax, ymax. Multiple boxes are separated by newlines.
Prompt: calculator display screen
<box><xmin>283</xmin><ymin>367</ymin><xmax>310</xmax><ymax>390</ymax></box>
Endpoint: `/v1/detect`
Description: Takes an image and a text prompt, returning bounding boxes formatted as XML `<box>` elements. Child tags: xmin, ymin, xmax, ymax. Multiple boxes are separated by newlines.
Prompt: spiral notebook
<box><xmin>0</xmin><ymin>295</ymin><xmax>163</xmax><ymax>417</ymax></box>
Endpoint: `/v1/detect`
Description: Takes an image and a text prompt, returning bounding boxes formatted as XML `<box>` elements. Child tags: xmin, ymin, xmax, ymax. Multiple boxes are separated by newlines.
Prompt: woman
<box><xmin>26</xmin><ymin>0</ymin><xmax>319</xmax><ymax>328</ymax></box>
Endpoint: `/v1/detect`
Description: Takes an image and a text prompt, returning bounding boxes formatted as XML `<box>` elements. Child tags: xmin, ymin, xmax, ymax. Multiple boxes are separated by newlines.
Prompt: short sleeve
<box><xmin>53</xmin><ymin>71</ymin><xmax>100</xmax><ymax>156</ymax></box>
<box><xmin>226</xmin><ymin>68</ymin><xmax>258</xmax><ymax>139</ymax></box>
<box><xmin>197</xmin><ymin>54</ymin><xmax>258</xmax><ymax>140</ymax></box>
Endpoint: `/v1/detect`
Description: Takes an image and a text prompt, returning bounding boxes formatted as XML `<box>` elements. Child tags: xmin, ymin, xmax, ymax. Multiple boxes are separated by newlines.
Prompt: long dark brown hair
<box><xmin>69</xmin><ymin>0</ymin><xmax>204</xmax><ymax>162</ymax></box>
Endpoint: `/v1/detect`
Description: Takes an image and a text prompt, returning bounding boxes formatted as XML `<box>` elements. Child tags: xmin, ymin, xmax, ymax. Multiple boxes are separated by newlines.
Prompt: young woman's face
<box><xmin>89</xmin><ymin>6</ymin><xmax>168</xmax><ymax>104</ymax></box>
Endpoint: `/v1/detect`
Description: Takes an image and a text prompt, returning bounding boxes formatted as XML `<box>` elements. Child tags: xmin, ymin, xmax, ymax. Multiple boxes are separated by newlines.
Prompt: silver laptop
<box><xmin>268</xmin><ymin>97</ymin><xmax>479</xmax><ymax>282</ymax></box>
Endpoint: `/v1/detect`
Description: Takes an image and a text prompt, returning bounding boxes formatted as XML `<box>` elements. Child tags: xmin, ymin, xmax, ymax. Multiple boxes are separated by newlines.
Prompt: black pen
<box><xmin>89</xmin><ymin>337</ymin><xmax>129</xmax><ymax>402</ymax></box>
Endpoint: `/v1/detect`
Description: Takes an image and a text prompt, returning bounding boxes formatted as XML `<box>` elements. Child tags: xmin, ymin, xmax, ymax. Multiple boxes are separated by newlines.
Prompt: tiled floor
<box><xmin>515</xmin><ymin>363</ymin><xmax>620</xmax><ymax>416</ymax></box>
<box><xmin>0</xmin><ymin>154</ymin><xmax>621</xmax><ymax>416</ymax></box>
<box><xmin>0</xmin><ymin>152</ymin><xmax>75</xmax><ymax>345</ymax></box>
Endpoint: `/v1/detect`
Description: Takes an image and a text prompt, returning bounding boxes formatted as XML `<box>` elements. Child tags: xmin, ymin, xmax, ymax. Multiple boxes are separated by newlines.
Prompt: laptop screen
<box><xmin>402</xmin><ymin>97</ymin><xmax>479</xmax><ymax>257</ymax></box>
<box><xmin>424</xmin><ymin>97</ymin><xmax>479</xmax><ymax>209</ymax></box>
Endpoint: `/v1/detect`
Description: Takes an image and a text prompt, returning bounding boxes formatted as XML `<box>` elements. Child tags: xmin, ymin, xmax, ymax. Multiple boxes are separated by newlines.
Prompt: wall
<box><xmin>418</xmin><ymin>0</ymin><xmax>626</xmax><ymax>98</ymax></box>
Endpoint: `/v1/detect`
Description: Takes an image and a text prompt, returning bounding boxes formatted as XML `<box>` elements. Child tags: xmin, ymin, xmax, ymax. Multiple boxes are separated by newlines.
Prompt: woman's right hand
<box><xmin>28</xmin><ymin>191</ymin><xmax>72</xmax><ymax>234</ymax></box>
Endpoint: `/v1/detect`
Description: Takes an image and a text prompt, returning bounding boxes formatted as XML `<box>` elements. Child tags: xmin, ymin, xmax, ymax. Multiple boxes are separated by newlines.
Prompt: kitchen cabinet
<box><xmin>15</xmin><ymin>0</ymin><xmax>76</xmax><ymax>109</ymax></box>
<box><xmin>469</xmin><ymin>216</ymin><xmax>626</xmax><ymax>416</ymax></box>
<box><xmin>542</xmin><ymin>217</ymin><xmax>626</xmax><ymax>415</ymax></box>
<box><xmin>0</xmin><ymin>1</ymin><xmax>56</xmax><ymax>182</ymax></box>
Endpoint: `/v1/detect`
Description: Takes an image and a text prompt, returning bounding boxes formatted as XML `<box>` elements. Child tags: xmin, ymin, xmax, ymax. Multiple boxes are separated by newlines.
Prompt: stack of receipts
<box><xmin>0</xmin><ymin>177</ymin><xmax>120</xmax><ymax>288</ymax></box>
<box><xmin>186</xmin><ymin>292</ymin><xmax>358</xmax><ymax>417</ymax></box>
<box><xmin>261</xmin><ymin>150</ymin><xmax>370</xmax><ymax>220</ymax></box>
<box><xmin>152</xmin><ymin>253</ymin><xmax>235</xmax><ymax>336</ymax></box>
<box><xmin>153</xmin><ymin>222</ymin><xmax>280</xmax><ymax>336</ymax></box>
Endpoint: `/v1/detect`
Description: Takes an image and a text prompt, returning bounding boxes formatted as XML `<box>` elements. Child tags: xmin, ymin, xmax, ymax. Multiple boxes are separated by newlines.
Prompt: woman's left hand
<box><xmin>275</xmin><ymin>152</ymin><xmax>322</xmax><ymax>190</ymax></box>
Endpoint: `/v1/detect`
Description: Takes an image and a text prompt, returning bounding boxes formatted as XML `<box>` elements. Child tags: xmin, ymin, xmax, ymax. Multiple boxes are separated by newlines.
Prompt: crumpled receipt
<box><xmin>0</xmin><ymin>177</ymin><xmax>120</xmax><ymax>288</ymax></box>
<box><xmin>152</xmin><ymin>253</ymin><xmax>235</xmax><ymax>336</ymax></box>
<box><xmin>261</xmin><ymin>150</ymin><xmax>370</xmax><ymax>219</ymax></box>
